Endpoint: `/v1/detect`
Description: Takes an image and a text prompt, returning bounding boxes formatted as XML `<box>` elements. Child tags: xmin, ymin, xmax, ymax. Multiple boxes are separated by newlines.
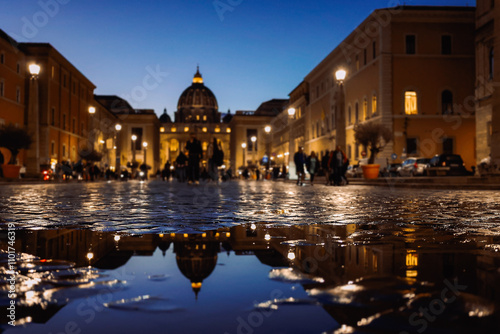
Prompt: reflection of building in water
<box><xmin>172</xmin><ymin>232</ymin><xmax>222</xmax><ymax>299</ymax></box>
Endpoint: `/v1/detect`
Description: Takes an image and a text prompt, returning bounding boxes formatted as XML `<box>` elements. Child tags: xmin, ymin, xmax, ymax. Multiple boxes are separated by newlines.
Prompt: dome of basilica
<box><xmin>175</xmin><ymin>67</ymin><xmax>220</xmax><ymax>123</ymax></box>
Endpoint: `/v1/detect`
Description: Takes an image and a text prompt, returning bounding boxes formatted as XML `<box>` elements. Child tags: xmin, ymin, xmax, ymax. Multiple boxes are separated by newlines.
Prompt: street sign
<box><xmin>361</xmin><ymin>151</ymin><xmax>367</xmax><ymax>157</ymax></box>
<box><xmin>262</xmin><ymin>155</ymin><xmax>269</xmax><ymax>164</ymax></box>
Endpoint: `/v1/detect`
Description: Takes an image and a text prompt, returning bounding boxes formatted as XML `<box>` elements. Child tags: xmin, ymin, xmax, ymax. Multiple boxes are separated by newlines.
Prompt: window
<box><xmin>355</xmin><ymin>103</ymin><xmax>359</xmax><ymax>123</ymax></box>
<box><xmin>489</xmin><ymin>47</ymin><xmax>494</xmax><ymax>79</ymax></box>
<box><xmin>51</xmin><ymin>66</ymin><xmax>55</xmax><ymax>79</ymax></box>
<box><xmin>355</xmin><ymin>144</ymin><xmax>359</xmax><ymax>159</ymax></box>
<box><xmin>62</xmin><ymin>114</ymin><xmax>66</xmax><ymax>130</ymax></box>
<box><xmin>51</xmin><ymin>108</ymin><xmax>55</xmax><ymax>126</ymax></box>
<box><xmin>16</xmin><ymin>88</ymin><xmax>20</xmax><ymax>103</ymax></box>
<box><xmin>72</xmin><ymin>118</ymin><xmax>76</xmax><ymax>133</ymax></box>
<box><xmin>406</xmin><ymin>138</ymin><xmax>418</xmax><ymax>155</ymax></box>
<box><xmin>372</xmin><ymin>95</ymin><xmax>377</xmax><ymax>115</ymax></box>
<box><xmin>0</xmin><ymin>80</ymin><xmax>4</xmax><ymax>97</ymax></box>
<box><xmin>364</xmin><ymin>49</ymin><xmax>367</xmax><ymax>65</ymax></box>
<box><xmin>356</xmin><ymin>55</ymin><xmax>360</xmax><ymax>70</ymax></box>
<box><xmin>373</xmin><ymin>41</ymin><xmax>377</xmax><ymax>59</ymax></box>
<box><xmin>487</xmin><ymin>121</ymin><xmax>492</xmax><ymax>147</ymax></box>
<box><xmin>441</xmin><ymin>90</ymin><xmax>453</xmax><ymax>114</ymax></box>
<box><xmin>51</xmin><ymin>141</ymin><xmax>55</xmax><ymax>155</ymax></box>
<box><xmin>16</xmin><ymin>63</ymin><xmax>20</xmax><ymax>74</ymax></box>
<box><xmin>62</xmin><ymin>144</ymin><xmax>67</xmax><ymax>158</ymax></box>
<box><xmin>442</xmin><ymin>138</ymin><xmax>454</xmax><ymax>155</ymax></box>
<box><xmin>441</xmin><ymin>35</ymin><xmax>452</xmax><ymax>55</ymax></box>
<box><xmin>0</xmin><ymin>52</ymin><xmax>4</xmax><ymax>64</ymax></box>
<box><xmin>405</xmin><ymin>91</ymin><xmax>418</xmax><ymax>115</ymax></box>
<box><xmin>363</xmin><ymin>99</ymin><xmax>368</xmax><ymax>119</ymax></box>
<box><xmin>406</xmin><ymin>35</ymin><xmax>416</xmax><ymax>54</ymax></box>
<box><xmin>348</xmin><ymin>106</ymin><xmax>352</xmax><ymax>124</ymax></box>
<box><xmin>347</xmin><ymin>145</ymin><xmax>352</xmax><ymax>160</ymax></box>
<box><xmin>63</xmin><ymin>74</ymin><xmax>67</xmax><ymax>88</ymax></box>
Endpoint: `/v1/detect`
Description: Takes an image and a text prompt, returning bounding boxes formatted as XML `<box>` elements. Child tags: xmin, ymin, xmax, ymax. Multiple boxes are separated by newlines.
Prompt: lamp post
<box><xmin>26</xmin><ymin>63</ymin><xmax>41</xmax><ymax>176</ymax></box>
<box><xmin>335</xmin><ymin>69</ymin><xmax>347</xmax><ymax>151</ymax></box>
<box><xmin>115</xmin><ymin>124</ymin><xmax>122</xmax><ymax>174</ymax></box>
<box><xmin>131</xmin><ymin>134</ymin><xmax>137</xmax><ymax>176</ymax></box>
<box><xmin>264</xmin><ymin>125</ymin><xmax>271</xmax><ymax>173</ymax></box>
<box><xmin>241</xmin><ymin>142</ymin><xmax>247</xmax><ymax>168</ymax></box>
<box><xmin>143</xmin><ymin>141</ymin><xmax>148</xmax><ymax>179</ymax></box>
<box><xmin>251</xmin><ymin>136</ymin><xmax>257</xmax><ymax>166</ymax></box>
<box><xmin>287</xmin><ymin>108</ymin><xmax>296</xmax><ymax>180</ymax></box>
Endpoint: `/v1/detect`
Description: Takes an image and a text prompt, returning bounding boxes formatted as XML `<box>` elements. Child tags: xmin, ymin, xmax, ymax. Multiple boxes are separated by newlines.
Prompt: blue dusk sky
<box><xmin>1</xmin><ymin>0</ymin><xmax>475</xmax><ymax>119</ymax></box>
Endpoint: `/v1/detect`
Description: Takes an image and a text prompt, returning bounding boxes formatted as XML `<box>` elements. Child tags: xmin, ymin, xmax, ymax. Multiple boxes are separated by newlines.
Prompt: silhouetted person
<box><xmin>294</xmin><ymin>147</ymin><xmax>306</xmax><ymax>186</ymax></box>
<box><xmin>176</xmin><ymin>151</ymin><xmax>188</xmax><ymax>182</ymax></box>
<box><xmin>186</xmin><ymin>133</ymin><xmax>202</xmax><ymax>184</ymax></box>
<box><xmin>306</xmin><ymin>151</ymin><xmax>319</xmax><ymax>185</ymax></box>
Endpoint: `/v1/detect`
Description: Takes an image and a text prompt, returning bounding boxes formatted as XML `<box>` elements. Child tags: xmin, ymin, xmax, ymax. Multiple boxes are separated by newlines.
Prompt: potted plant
<box><xmin>354</xmin><ymin>122</ymin><xmax>392</xmax><ymax>179</ymax></box>
<box><xmin>0</xmin><ymin>124</ymin><xmax>32</xmax><ymax>178</ymax></box>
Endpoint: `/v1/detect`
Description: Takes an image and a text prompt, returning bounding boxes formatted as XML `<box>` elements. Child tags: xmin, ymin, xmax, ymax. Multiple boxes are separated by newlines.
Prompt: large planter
<box><xmin>2</xmin><ymin>164</ymin><xmax>21</xmax><ymax>179</ymax></box>
<box><xmin>361</xmin><ymin>164</ymin><xmax>380</xmax><ymax>179</ymax></box>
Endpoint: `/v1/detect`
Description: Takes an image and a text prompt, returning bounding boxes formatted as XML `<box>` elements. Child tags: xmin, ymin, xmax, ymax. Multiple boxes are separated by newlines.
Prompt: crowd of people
<box><xmin>294</xmin><ymin>146</ymin><xmax>349</xmax><ymax>186</ymax></box>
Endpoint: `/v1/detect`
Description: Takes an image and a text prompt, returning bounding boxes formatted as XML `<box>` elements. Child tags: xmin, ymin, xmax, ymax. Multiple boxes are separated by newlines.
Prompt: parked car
<box><xmin>424</xmin><ymin>154</ymin><xmax>471</xmax><ymax>176</ymax></box>
<box><xmin>398</xmin><ymin>157</ymin><xmax>430</xmax><ymax>177</ymax></box>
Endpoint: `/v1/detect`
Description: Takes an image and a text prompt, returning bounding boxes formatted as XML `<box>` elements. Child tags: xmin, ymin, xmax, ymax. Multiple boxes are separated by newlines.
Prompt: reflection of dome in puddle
<box><xmin>93</xmin><ymin>251</ymin><xmax>134</xmax><ymax>270</ymax></box>
<box><xmin>174</xmin><ymin>239</ymin><xmax>220</xmax><ymax>299</ymax></box>
<box><xmin>158</xmin><ymin>240</ymin><xmax>171</xmax><ymax>257</ymax></box>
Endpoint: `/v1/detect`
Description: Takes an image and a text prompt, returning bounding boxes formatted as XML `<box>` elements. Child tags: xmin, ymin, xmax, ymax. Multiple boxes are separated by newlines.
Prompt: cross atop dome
<box><xmin>193</xmin><ymin>65</ymin><xmax>203</xmax><ymax>84</ymax></box>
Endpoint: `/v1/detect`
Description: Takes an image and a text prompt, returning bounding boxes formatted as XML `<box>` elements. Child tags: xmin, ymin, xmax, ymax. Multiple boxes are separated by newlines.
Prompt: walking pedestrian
<box><xmin>329</xmin><ymin>146</ymin><xmax>348</xmax><ymax>186</ymax></box>
<box><xmin>175</xmin><ymin>150</ymin><xmax>188</xmax><ymax>182</ymax></box>
<box><xmin>186</xmin><ymin>133</ymin><xmax>202</xmax><ymax>184</ymax></box>
<box><xmin>294</xmin><ymin>147</ymin><xmax>306</xmax><ymax>186</ymax></box>
<box><xmin>306</xmin><ymin>151</ymin><xmax>319</xmax><ymax>185</ymax></box>
<box><xmin>322</xmin><ymin>150</ymin><xmax>330</xmax><ymax>185</ymax></box>
<box><xmin>207</xmin><ymin>138</ymin><xmax>219</xmax><ymax>182</ymax></box>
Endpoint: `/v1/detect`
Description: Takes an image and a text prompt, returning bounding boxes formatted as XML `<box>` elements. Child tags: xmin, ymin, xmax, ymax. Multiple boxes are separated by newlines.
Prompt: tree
<box><xmin>0</xmin><ymin>124</ymin><xmax>32</xmax><ymax>164</ymax></box>
<box><xmin>354</xmin><ymin>122</ymin><xmax>392</xmax><ymax>164</ymax></box>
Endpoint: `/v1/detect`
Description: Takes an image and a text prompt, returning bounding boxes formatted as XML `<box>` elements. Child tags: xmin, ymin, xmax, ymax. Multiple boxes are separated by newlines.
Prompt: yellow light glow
<box><xmin>264</xmin><ymin>125</ymin><xmax>271</xmax><ymax>133</ymax></box>
<box><xmin>405</xmin><ymin>91</ymin><xmax>418</xmax><ymax>115</ymax></box>
<box><xmin>170</xmin><ymin>233</ymin><xmax>175</xmax><ymax>237</ymax></box>
<box><xmin>226</xmin><ymin>128</ymin><xmax>231</xmax><ymax>133</ymax></box>
<box><xmin>184</xmin><ymin>127</ymin><xmax>189</xmax><ymax>132</ymax></box>
<box><xmin>29</xmin><ymin>63</ymin><xmax>41</xmax><ymax>75</ymax></box>
<box><xmin>159</xmin><ymin>234</ymin><xmax>164</xmax><ymax>238</ymax></box>
<box><xmin>160</xmin><ymin>127</ymin><xmax>165</xmax><ymax>133</ymax></box>
<box><xmin>226</xmin><ymin>232</ymin><xmax>230</xmax><ymax>237</ymax></box>
<box><xmin>265</xmin><ymin>234</ymin><xmax>271</xmax><ymax>241</ymax></box>
<box><xmin>114</xmin><ymin>235</ymin><xmax>120</xmax><ymax>242</ymax></box>
<box><xmin>215</xmin><ymin>233</ymin><xmax>220</xmax><ymax>238</ymax></box>
<box><xmin>215</xmin><ymin>127</ymin><xmax>220</xmax><ymax>133</ymax></box>
<box><xmin>202</xmin><ymin>233</ymin><xmax>207</xmax><ymax>238</ymax></box>
<box><xmin>202</xmin><ymin>127</ymin><xmax>207</xmax><ymax>132</ymax></box>
<box><xmin>288</xmin><ymin>108</ymin><xmax>296</xmax><ymax>116</ymax></box>
<box><xmin>203</xmin><ymin>115</ymin><xmax>207</xmax><ymax>121</ymax></box>
<box><xmin>183</xmin><ymin>233</ymin><xmax>188</xmax><ymax>238</ymax></box>
<box><xmin>335</xmin><ymin>69</ymin><xmax>347</xmax><ymax>82</ymax></box>
<box><xmin>88</xmin><ymin>106</ymin><xmax>96</xmax><ymax>114</ymax></box>
<box><xmin>251</xmin><ymin>224</ymin><xmax>256</xmax><ymax>230</ymax></box>
<box><xmin>191</xmin><ymin>282</ymin><xmax>202</xmax><ymax>289</ymax></box>
<box><xmin>196</xmin><ymin>115</ymin><xmax>200</xmax><ymax>121</ymax></box>
<box><xmin>115</xmin><ymin>124</ymin><xmax>122</xmax><ymax>131</ymax></box>
<box><xmin>287</xmin><ymin>252</ymin><xmax>296</xmax><ymax>260</ymax></box>
<box><xmin>406</xmin><ymin>251</ymin><xmax>419</xmax><ymax>267</ymax></box>
<box><xmin>171</xmin><ymin>127</ymin><xmax>177</xmax><ymax>132</ymax></box>
<box><xmin>406</xmin><ymin>270</ymin><xmax>418</xmax><ymax>278</ymax></box>
<box><xmin>87</xmin><ymin>252</ymin><xmax>94</xmax><ymax>260</ymax></box>
<box><xmin>241</xmin><ymin>143</ymin><xmax>247</xmax><ymax>149</ymax></box>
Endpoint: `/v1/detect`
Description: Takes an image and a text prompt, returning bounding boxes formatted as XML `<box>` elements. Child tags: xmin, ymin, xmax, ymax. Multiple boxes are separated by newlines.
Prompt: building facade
<box><xmin>298</xmin><ymin>6</ymin><xmax>477</xmax><ymax>170</ymax></box>
<box><xmin>476</xmin><ymin>0</ymin><xmax>500</xmax><ymax>174</ymax></box>
<box><xmin>160</xmin><ymin>68</ymin><xmax>231</xmax><ymax>171</ymax></box>
<box><xmin>0</xmin><ymin>30</ymin><xmax>27</xmax><ymax>166</ymax></box>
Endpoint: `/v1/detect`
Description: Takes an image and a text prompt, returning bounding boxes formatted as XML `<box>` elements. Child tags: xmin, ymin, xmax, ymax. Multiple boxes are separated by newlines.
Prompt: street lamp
<box><xmin>251</xmin><ymin>136</ymin><xmax>257</xmax><ymax>165</ymax></box>
<box><xmin>287</xmin><ymin>108</ymin><xmax>296</xmax><ymax>118</ymax></box>
<box><xmin>264</xmin><ymin>126</ymin><xmax>271</xmax><ymax>173</ymax></box>
<box><xmin>88</xmin><ymin>106</ymin><xmax>96</xmax><ymax>114</ymax></box>
<box><xmin>115</xmin><ymin>124</ymin><xmax>122</xmax><ymax>173</ymax></box>
<box><xmin>26</xmin><ymin>63</ymin><xmax>41</xmax><ymax>176</ymax></box>
<box><xmin>335</xmin><ymin>68</ymin><xmax>347</xmax><ymax>151</ymax></box>
<box><xmin>241</xmin><ymin>142</ymin><xmax>247</xmax><ymax>167</ymax></box>
<box><xmin>143</xmin><ymin>141</ymin><xmax>148</xmax><ymax>178</ymax></box>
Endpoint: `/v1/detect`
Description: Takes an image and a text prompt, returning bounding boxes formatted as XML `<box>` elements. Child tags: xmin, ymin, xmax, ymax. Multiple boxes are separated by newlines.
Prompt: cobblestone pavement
<box><xmin>1</xmin><ymin>180</ymin><xmax>500</xmax><ymax>234</ymax></box>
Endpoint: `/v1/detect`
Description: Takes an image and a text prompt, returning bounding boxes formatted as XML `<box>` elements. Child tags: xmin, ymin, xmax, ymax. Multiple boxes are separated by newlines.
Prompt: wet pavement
<box><xmin>1</xmin><ymin>180</ymin><xmax>500</xmax><ymax>333</ymax></box>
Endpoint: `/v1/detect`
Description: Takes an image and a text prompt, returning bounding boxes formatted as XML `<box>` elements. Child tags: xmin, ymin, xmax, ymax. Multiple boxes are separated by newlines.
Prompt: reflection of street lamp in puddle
<box><xmin>250</xmin><ymin>223</ymin><xmax>256</xmax><ymax>230</ymax></box>
<box><xmin>264</xmin><ymin>233</ymin><xmax>271</xmax><ymax>241</ymax></box>
<box><xmin>86</xmin><ymin>252</ymin><xmax>94</xmax><ymax>268</ymax></box>
<box><xmin>287</xmin><ymin>251</ymin><xmax>296</xmax><ymax>260</ymax></box>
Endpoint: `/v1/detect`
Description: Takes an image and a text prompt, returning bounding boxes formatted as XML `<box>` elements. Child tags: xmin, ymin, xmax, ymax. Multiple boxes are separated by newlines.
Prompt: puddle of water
<box><xmin>1</xmin><ymin>223</ymin><xmax>499</xmax><ymax>333</ymax></box>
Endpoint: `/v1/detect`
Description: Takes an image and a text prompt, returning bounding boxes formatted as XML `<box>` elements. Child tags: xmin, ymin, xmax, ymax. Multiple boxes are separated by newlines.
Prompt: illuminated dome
<box><xmin>175</xmin><ymin>66</ymin><xmax>220</xmax><ymax>123</ymax></box>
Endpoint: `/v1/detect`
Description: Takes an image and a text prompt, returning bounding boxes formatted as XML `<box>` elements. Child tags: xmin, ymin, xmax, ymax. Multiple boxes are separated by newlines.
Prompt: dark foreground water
<box><xmin>1</xmin><ymin>181</ymin><xmax>500</xmax><ymax>333</ymax></box>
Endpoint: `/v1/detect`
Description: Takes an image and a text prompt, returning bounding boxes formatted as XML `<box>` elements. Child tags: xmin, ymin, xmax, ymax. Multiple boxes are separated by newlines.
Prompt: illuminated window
<box><xmin>202</xmin><ymin>141</ymin><xmax>208</xmax><ymax>151</ymax></box>
<box><xmin>203</xmin><ymin>115</ymin><xmax>207</xmax><ymax>121</ymax></box>
<box><xmin>202</xmin><ymin>127</ymin><xmax>207</xmax><ymax>132</ymax></box>
<box><xmin>372</xmin><ymin>96</ymin><xmax>377</xmax><ymax>115</ymax></box>
<box><xmin>226</xmin><ymin>128</ymin><xmax>231</xmax><ymax>133</ymax></box>
<box><xmin>160</xmin><ymin>127</ymin><xmax>165</xmax><ymax>133</ymax></box>
<box><xmin>196</xmin><ymin>115</ymin><xmax>200</xmax><ymax>121</ymax></box>
<box><xmin>363</xmin><ymin>99</ymin><xmax>368</xmax><ymax>119</ymax></box>
<box><xmin>184</xmin><ymin>127</ymin><xmax>189</xmax><ymax>132</ymax></box>
<box><xmin>215</xmin><ymin>127</ymin><xmax>220</xmax><ymax>133</ymax></box>
<box><xmin>405</xmin><ymin>91</ymin><xmax>418</xmax><ymax>115</ymax></box>
<box><xmin>355</xmin><ymin>103</ymin><xmax>359</xmax><ymax>122</ymax></box>
<box><xmin>171</xmin><ymin>127</ymin><xmax>177</xmax><ymax>132</ymax></box>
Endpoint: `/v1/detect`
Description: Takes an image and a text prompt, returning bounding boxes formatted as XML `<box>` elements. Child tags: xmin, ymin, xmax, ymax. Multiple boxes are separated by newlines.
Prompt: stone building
<box><xmin>300</xmin><ymin>6</ymin><xmax>476</xmax><ymax>169</ymax></box>
<box><xmin>159</xmin><ymin>67</ymin><xmax>231</xmax><ymax>170</ymax></box>
<box><xmin>476</xmin><ymin>0</ymin><xmax>500</xmax><ymax>174</ymax></box>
